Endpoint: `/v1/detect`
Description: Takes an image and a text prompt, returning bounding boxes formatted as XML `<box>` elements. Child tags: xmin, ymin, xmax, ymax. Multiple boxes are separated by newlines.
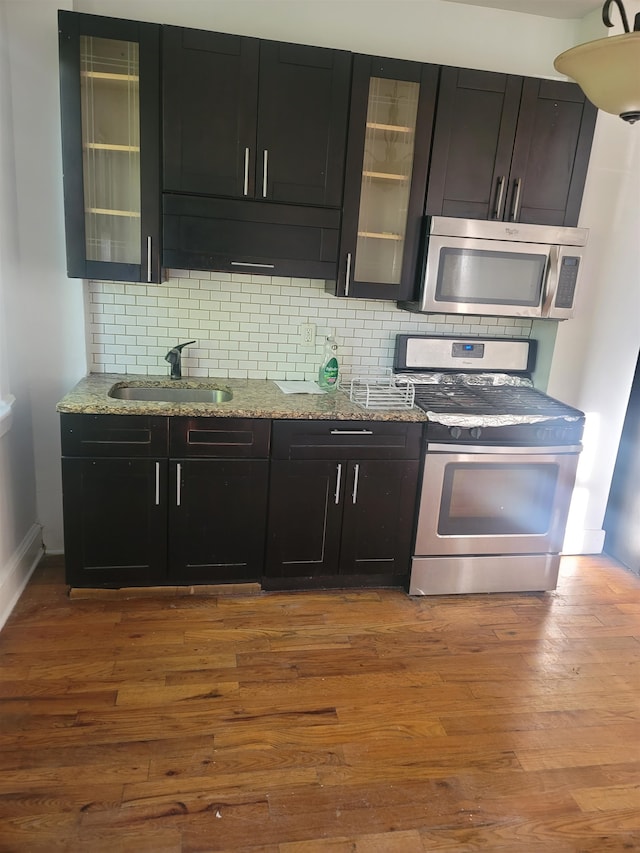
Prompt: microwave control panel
<box><xmin>555</xmin><ymin>256</ymin><xmax>580</xmax><ymax>309</ymax></box>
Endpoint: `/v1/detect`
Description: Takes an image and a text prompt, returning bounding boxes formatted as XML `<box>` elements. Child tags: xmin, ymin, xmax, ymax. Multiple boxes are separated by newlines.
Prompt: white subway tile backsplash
<box><xmin>86</xmin><ymin>274</ymin><xmax>533</xmax><ymax>380</ymax></box>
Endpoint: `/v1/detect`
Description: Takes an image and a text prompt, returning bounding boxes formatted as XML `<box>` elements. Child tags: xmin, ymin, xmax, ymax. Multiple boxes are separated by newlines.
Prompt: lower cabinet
<box><xmin>264</xmin><ymin>420</ymin><xmax>423</xmax><ymax>589</ymax></box>
<box><xmin>60</xmin><ymin>413</ymin><xmax>423</xmax><ymax>590</ymax></box>
<box><xmin>169</xmin><ymin>458</ymin><xmax>268</xmax><ymax>583</ymax></box>
<box><xmin>60</xmin><ymin>413</ymin><xmax>270</xmax><ymax>588</ymax></box>
<box><xmin>62</xmin><ymin>456</ymin><xmax>168</xmax><ymax>587</ymax></box>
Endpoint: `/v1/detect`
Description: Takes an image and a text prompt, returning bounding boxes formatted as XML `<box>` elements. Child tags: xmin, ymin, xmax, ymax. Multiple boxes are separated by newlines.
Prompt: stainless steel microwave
<box><xmin>399</xmin><ymin>216</ymin><xmax>588</xmax><ymax>320</ymax></box>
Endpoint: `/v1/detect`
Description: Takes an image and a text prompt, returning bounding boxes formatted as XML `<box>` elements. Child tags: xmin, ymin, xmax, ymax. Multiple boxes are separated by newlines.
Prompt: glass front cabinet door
<box><xmin>58</xmin><ymin>12</ymin><xmax>161</xmax><ymax>282</ymax></box>
<box><xmin>331</xmin><ymin>56</ymin><xmax>439</xmax><ymax>301</ymax></box>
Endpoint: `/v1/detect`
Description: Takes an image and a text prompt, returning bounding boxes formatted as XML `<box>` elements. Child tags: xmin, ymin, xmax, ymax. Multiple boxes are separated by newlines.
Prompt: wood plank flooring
<box><xmin>0</xmin><ymin>554</ymin><xmax>639</xmax><ymax>852</ymax></box>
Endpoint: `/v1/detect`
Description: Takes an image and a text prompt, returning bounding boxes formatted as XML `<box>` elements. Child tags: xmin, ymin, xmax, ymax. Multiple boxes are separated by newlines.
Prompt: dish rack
<box><xmin>344</xmin><ymin>370</ymin><xmax>415</xmax><ymax>411</ymax></box>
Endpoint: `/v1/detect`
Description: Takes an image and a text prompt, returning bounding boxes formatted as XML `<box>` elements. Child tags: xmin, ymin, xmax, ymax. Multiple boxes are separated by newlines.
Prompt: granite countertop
<box><xmin>57</xmin><ymin>373</ymin><xmax>428</xmax><ymax>422</ymax></box>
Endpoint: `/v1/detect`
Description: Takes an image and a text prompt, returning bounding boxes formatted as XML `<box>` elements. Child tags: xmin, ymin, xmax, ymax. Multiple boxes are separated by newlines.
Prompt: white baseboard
<box><xmin>562</xmin><ymin>527</ymin><xmax>606</xmax><ymax>556</ymax></box>
<box><xmin>0</xmin><ymin>524</ymin><xmax>44</xmax><ymax>632</ymax></box>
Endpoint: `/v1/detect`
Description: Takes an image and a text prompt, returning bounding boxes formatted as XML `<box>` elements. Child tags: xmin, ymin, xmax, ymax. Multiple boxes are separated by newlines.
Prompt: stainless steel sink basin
<box><xmin>109</xmin><ymin>385</ymin><xmax>233</xmax><ymax>403</ymax></box>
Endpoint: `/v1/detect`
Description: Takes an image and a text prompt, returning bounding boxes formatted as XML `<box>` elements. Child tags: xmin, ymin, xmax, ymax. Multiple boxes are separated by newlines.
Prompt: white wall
<box><xmin>1</xmin><ymin>0</ymin><xmax>637</xmax><ymax>575</ymax></box>
<box><xmin>2</xmin><ymin>0</ymin><xmax>86</xmax><ymax>566</ymax></box>
<box><xmin>548</xmin><ymin>114</ymin><xmax>640</xmax><ymax>553</ymax></box>
<box><xmin>0</xmin><ymin>1</ymin><xmax>44</xmax><ymax>627</ymax></box>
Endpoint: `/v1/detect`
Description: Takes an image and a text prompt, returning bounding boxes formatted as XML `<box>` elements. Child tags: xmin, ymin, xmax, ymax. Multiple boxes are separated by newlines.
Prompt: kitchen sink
<box><xmin>109</xmin><ymin>385</ymin><xmax>233</xmax><ymax>403</ymax></box>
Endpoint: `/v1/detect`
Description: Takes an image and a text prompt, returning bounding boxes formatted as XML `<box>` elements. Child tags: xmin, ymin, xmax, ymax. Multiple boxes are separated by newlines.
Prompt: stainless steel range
<box><xmin>394</xmin><ymin>335</ymin><xmax>584</xmax><ymax>596</ymax></box>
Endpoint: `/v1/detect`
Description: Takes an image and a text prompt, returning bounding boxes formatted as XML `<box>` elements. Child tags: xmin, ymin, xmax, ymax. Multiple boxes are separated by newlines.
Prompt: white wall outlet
<box><xmin>300</xmin><ymin>323</ymin><xmax>316</xmax><ymax>346</ymax></box>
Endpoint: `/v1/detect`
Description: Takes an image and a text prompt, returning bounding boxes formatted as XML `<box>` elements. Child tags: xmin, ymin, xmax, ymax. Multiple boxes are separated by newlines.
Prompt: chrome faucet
<box><xmin>165</xmin><ymin>340</ymin><xmax>196</xmax><ymax>380</ymax></box>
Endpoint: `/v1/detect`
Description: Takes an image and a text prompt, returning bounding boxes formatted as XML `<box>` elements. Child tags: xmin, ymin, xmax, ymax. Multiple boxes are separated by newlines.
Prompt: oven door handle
<box><xmin>427</xmin><ymin>442</ymin><xmax>582</xmax><ymax>454</ymax></box>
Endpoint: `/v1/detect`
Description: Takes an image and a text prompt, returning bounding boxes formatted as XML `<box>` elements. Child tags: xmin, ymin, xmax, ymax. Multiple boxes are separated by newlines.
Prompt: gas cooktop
<box><xmin>393</xmin><ymin>335</ymin><xmax>585</xmax><ymax>446</ymax></box>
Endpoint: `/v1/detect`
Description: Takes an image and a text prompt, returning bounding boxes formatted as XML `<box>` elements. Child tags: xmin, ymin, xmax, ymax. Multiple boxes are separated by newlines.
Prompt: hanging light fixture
<box><xmin>554</xmin><ymin>0</ymin><xmax>640</xmax><ymax>124</ymax></box>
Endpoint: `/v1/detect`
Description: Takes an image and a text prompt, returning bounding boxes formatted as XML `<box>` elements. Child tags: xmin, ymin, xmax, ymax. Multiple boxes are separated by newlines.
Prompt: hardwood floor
<box><xmin>0</xmin><ymin>554</ymin><xmax>639</xmax><ymax>852</ymax></box>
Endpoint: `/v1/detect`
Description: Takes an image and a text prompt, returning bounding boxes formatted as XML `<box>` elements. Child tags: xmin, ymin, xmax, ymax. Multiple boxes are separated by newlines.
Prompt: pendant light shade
<box><xmin>553</xmin><ymin>1</ymin><xmax>640</xmax><ymax>124</ymax></box>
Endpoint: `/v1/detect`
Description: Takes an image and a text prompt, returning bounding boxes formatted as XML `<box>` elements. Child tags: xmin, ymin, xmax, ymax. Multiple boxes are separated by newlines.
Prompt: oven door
<box><xmin>414</xmin><ymin>443</ymin><xmax>581</xmax><ymax>557</ymax></box>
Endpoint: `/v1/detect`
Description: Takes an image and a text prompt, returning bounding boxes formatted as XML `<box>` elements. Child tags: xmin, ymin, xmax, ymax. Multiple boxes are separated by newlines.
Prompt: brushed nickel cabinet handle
<box><xmin>155</xmin><ymin>461</ymin><xmax>160</xmax><ymax>506</ymax></box>
<box><xmin>493</xmin><ymin>176</ymin><xmax>506</xmax><ymax>220</ymax></box>
<box><xmin>243</xmin><ymin>147</ymin><xmax>250</xmax><ymax>196</ymax></box>
<box><xmin>262</xmin><ymin>149</ymin><xmax>268</xmax><ymax>198</ymax></box>
<box><xmin>146</xmin><ymin>236</ymin><xmax>152</xmax><ymax>282</ymax></box>
<box><xmin>345</xmin><ymin>252</ymin><xmax>352</xmax><ymax>296</ymax></box>
<box><xmin>352</xmin><ymin>463</ymin><xmax>360</xmax><ymax>504</ymax></box>
<box><xmin>330</xmin><ymin>429</ymin><xmax>374</xmax><ymax>435</ymax></box>
<box><xmin>230</xmin><ymin>262</ymin><xmax>276</xmax><ymax>269</ymax></box>
<box><xmin>176</xmin><ymin>462</ymin><xmax>181</xmax><ymax>507</ymax></box>
<box><xmin>510</xmin><ymin>178</ymin><xmax>523</xmax><ymax>221</ymax></box>
<box><xmin>335</xmin><ymin>463</ymin><xmax>342</xmax><ymax>505</ymax></box>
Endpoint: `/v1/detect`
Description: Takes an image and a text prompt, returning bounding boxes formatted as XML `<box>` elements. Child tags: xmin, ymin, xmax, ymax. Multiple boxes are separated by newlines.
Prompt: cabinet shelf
<box><xmin>366</xmin><ymin>121</ymin><xmax>413</xmax><ymax>134</ymax></box>
<box><xmin>362</xmin><ymin>169</ymin><xmax>409</xmax><ymax>182</ymax></box>
<box><xmin>81</xmin><ymin>70</ymin><xmax>139</xmax><ymax>83</ymax></box>
<box><xmin>357</xmin><ymin>230</ymin><xmax>403</xmax><ymax>241</ymax></box>
<box><xmin>84</xmin><ymin>142</ymin><xmax>140</xmax><ymax>152</ymax></box>
<box><xmin>87</xmin><ymin>207</ymin><xmax>141</xmax><ymax>218</ymax></box>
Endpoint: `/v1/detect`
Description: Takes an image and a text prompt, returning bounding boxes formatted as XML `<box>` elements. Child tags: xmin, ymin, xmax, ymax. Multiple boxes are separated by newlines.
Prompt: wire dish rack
<box><xmin>344</xmin><ymin>370</ymin><xmax>415</xmax><ymax>411</ymax></box>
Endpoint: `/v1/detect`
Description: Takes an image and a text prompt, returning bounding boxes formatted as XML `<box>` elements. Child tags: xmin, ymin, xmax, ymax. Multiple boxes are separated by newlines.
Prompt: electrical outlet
<box><xmin>300</xmin><ymin>323</ymin><xmax>316</xmax><ymax>346</ymax></box>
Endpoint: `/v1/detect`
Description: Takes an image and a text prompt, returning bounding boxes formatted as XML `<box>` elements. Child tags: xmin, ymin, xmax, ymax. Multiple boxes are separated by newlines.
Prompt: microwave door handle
<box><xmin>542</xmin><ymin>246</ymin><xmax>560</xmax><ymax>317</ymax></box>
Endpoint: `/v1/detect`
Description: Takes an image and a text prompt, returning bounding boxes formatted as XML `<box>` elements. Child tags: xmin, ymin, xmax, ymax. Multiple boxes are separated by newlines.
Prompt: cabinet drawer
<box><xmin>163</xmin><ymin>194</ymin><xmax>340</xmax><ymax>278</ymax></box>
<box><xmin>60</xmin><ymin>414</ymin><xmax>168</xmax><ymax>458</ymax></box>
<box><xmin>271</xmin><ymin>420</ymin><xmax>423</xmax><ymax>460</ymax></box>
<box><xmin>170</xmin><ymin>417</ymin><xmax>271</xmax><ymax>458</ymax></box>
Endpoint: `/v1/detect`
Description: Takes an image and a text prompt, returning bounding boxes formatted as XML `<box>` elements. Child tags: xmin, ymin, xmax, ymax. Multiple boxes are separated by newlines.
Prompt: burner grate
<box><xmin>412</xmin><ymin>383</ymin><xmax>581</xmax><ymax>419</ymax></box>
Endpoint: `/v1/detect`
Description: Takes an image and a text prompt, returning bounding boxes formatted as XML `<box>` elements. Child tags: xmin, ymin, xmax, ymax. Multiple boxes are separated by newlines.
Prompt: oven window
<box><xmin>439</xmin><ymin>462</ymin><xmax>558</xmax><ymax>536</ymax></box>
<box><xmin>436</xmin><ymin>248</ymin><xmax>547</xmax><ymax>306</ymax></box>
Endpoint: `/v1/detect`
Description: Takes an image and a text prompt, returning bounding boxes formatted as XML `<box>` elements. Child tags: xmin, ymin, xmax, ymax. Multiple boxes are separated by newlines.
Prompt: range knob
<box><xmin>469</xmin><ymin>427</ymin><xmax>482</xmax><ymax>440</ymax></box>
<box><xmin>449</xmin><ymin>426</ymin><xmax>462</xmax><ymax>439</ymax></box>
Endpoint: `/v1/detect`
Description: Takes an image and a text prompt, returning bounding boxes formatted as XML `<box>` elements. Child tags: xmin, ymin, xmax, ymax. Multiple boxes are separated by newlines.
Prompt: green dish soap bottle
<box><xmin>318</xmin><ymin>332</ymin><xmax>339</xmax><ymax>391</ymax></box>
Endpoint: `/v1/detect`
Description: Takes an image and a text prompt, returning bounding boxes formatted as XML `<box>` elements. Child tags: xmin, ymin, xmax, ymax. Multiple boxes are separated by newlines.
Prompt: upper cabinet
<box><xmin>161</xmin><ymin>27</ymin><xmax>351</xmax><ymax>276</ymax></box>
<box><xmin>425</xmin><ymin>68</ymin><xmax>597</xmax><ymax>227</ymax></box>
<box><xmin>58</xmin><ymin>11</ymin><xmax>162</xmax><ymax>282</ymax></box>
<box><xmin>57</xmin><ymin>15</ymin><xmax>597</xmax><ymax>286</ymax></box>
<box><xmin>329</xmin><ymin>56</ymin><xmax>439</xmax><ymax>300</ymax></box>
<box><xmin>163</xmin><ymin>28</ymin><xmax>351</xmax><ymax>207</ymax></box>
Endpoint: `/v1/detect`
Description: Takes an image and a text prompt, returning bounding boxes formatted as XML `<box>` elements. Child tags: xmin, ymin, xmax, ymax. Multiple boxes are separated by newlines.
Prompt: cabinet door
<box><xmin>62</xmin><ymin>457</ymin><xmax>167</xmax><ymax>587</ymax></box>
<box><xmin>333</xmin><ymin>56</ymin><xmax>439</xmax><ymax>300</ymax></box>
<box><xmin>425</xmin><ymin>67</ymin><xmax>523</xmax><ymax>222</ymax></box>
<box><xmin>508</xmin><ymin>78</ymin><xmax>597</xmax><ymax>227</ymax></box>
<box><xmin>265</xmin><ymin>460</ymin><xmax>343</xmax><ymax>579</ymax></box>
<box><xmin>169</xmin><ymin>459</ymin><xmax>268</xmax><ymax>583</ymax></box>
<box><xmin>162</xmin><ymin>27</ymin><xmax>259</xmax><ymax>198</ymax></box>
<box><xmin>340</xmin><ymin>460</ymin><xmax>419</xmax><ymax>579</ymax></box>
<box><xmin>257</xmin><ymin>41</ymin><xmax>351</xmax><ymax>207</ymax></box>
<box><xmin>58</xmin><ymin>11</ymin><xmax>161</xmax><ymax>282</ymax></box>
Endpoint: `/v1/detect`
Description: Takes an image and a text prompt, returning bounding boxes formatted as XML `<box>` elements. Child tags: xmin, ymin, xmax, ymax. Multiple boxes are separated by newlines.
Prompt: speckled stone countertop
<box><xmin>57</xmin><ymin>374</ymin><xmax>428</xmax><ymax>422</ymax></box>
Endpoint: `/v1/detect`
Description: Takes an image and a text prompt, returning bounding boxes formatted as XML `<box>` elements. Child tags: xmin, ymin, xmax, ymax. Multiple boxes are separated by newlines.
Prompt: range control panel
<box><xmin>394</xmin><ymin>335</ymin><xmax>536</xmax><ymax>374</ymax></box>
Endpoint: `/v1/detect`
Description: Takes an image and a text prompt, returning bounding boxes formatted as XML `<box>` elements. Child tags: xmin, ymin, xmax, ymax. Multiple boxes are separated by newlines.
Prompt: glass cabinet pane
<box><xmin>80</xmin><ymin>36</ymin><xmax>140</xmax><ymax>264</ymax></box>
<box><xmin>354</xmin><ymin>77</ymin><xmax>420</xmax><ymax>285</ymax></box>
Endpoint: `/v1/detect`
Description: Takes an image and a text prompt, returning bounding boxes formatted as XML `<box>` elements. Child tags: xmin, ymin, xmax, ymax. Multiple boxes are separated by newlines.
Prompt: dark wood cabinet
<box><xmin>163</xmin><ymin>28</ymin><xmax>351</xmax><ymax>207</ymax></box>
<box><xmin>60</xmin><ymin>413</ymin><xmax>270</xmax><ymax>587</ymax></box>
<box><xmin>426</xmin><ymin>68</ymin><xmax>597</xmax><ymax>227</ymax></box>
<box><xmin>60</xmin><ymin>414</ymin><xmax>169</xmax><ymax>587</ymax></box>
<box><xmin>168</xmin><ymin>417</ymin><xmax>270</xmax><ymax>583</ymax></box>
<box><xmin>58</xmin><ymin>11</ymin><xmax>162</xmax><ymax>282</ymax></box>
<box><xmin>161</xmin><ymin>27</ymin><xmax>350</xmax><ymax>277</ymax></box>
<box><xmin>265</xmin><ymin>420</ymin><xmax>422</xmax><ymax>588</ymax></box>
<box><xmin>329</xmin><ymin>56</ymin><xmax>439</xmax><ymax>301</ymax></box>
<box><xmin>62</xmin><ymin>458</ymin><xmax>168</xmax><ymax>587</ymax></box>
<box><xmin>162</xmin><ymin>195</ymin><xmax>340</xmax><ymax>279</ymax></box>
